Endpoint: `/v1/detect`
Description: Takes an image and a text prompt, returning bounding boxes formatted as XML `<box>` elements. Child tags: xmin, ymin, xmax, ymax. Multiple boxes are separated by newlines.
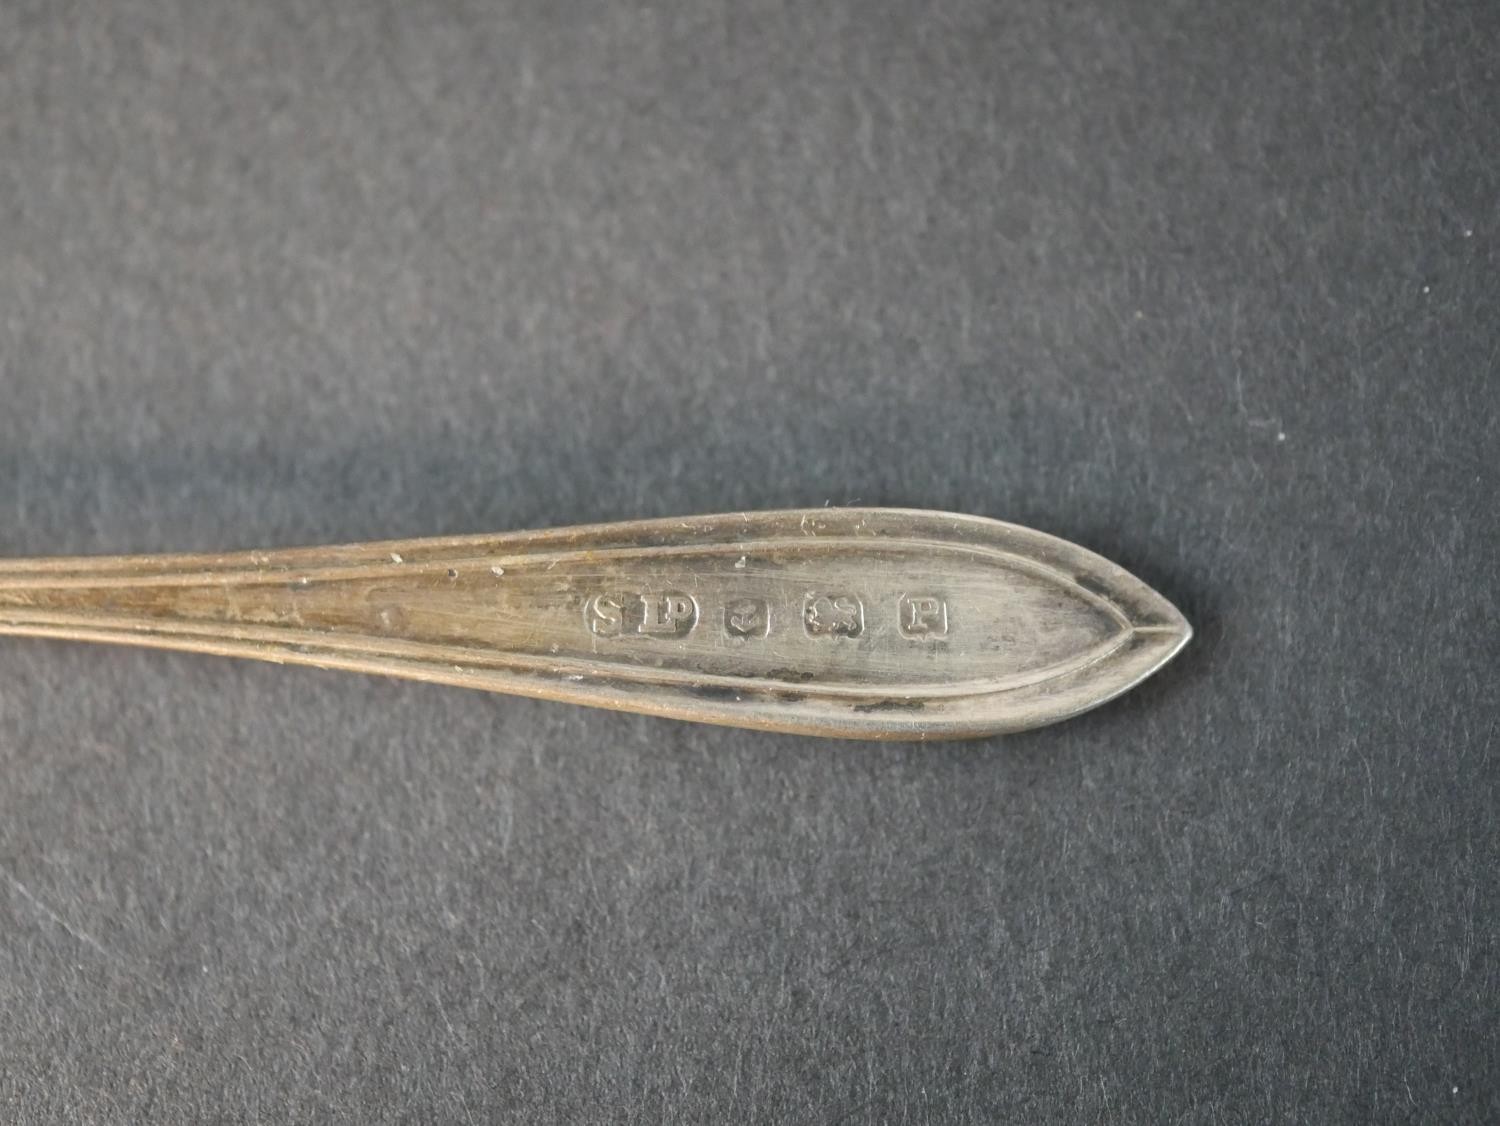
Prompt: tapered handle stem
<box><xmin>0</xmin><ymin>509</ymin><xmax>1189</xmax><ymax>739</ymax></box>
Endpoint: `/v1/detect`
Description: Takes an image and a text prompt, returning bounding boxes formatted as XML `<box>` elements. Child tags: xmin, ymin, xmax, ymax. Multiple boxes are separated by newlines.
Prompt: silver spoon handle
<box><xmin>0</xmin><ymin>508</ymin><xmax>1189</xmax><ymax>739</ymax></box>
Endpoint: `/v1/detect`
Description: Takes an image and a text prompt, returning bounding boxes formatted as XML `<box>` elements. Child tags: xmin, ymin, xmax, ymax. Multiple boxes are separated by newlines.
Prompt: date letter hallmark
<box><xmin>803</xmin><ymin>593</ymin><xmax>864</xmax><ymax>638</ymax></box>
<box><xmin>585</xmin><ymin>592</ymin><xmax>699</xmax><ymax>638</ymax></box>
<box><xmin>898</xmin><ymin>594</ymin><xmax>949</xmax><ymax>638</ymax></box>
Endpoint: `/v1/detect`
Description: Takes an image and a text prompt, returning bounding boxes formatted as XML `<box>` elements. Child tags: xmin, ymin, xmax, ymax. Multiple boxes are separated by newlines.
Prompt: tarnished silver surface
<box><xmin>0</xmin><ymin>508</ymin><xmax>1190</xmax><ymax>739</ymax></box>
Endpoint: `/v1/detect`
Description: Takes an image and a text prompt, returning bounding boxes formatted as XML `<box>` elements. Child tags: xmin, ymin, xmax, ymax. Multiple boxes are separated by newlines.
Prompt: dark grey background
<box><xmin>1</xmin><ymin>1</ymin><xmax>1495</xmax><ymax>1121</ymax></box>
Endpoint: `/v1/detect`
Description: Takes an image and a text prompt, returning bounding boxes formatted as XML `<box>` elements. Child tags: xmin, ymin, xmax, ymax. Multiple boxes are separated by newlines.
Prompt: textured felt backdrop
<box><xmin>1</xmin><ymin>1</ymin><xmax>1496</xmax><ymax>1122</ymax></box>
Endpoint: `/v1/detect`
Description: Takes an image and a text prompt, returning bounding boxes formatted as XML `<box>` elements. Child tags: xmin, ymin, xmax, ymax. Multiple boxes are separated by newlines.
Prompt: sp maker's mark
<box><xmin>585</xmin><ymin>592</ymin><xmax>699</xmax><ymax>638</ymax></box>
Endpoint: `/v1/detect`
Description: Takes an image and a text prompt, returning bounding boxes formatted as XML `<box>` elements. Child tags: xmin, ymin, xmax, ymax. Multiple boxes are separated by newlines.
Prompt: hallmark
<box><xmin>640</xmin><ymin>593</ymin><xmax>698</xmax><ymax>636</ymax></box>
<box><xmin>584</xmin><ymin>594</ymin><xmax>626</xmax><ymax>637</ymax></box>
<box><xmin>724</xmin><ymin>598</ymin><xmax>770</xmax><ymax>639</ymax></box>
<box><xmin>898</xmin><ymin>594</ymin><xmax>949</xmax><ymax>638</ymax></box>
<box><xmin>585</xmin><ymin>591</ymin><xmax>699</xmax><ymax>638</ymax></box>
<box><xmin>803</xmin><ymin>593</ymin><xmax>864</xmax><ymax>638</ymax></box>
